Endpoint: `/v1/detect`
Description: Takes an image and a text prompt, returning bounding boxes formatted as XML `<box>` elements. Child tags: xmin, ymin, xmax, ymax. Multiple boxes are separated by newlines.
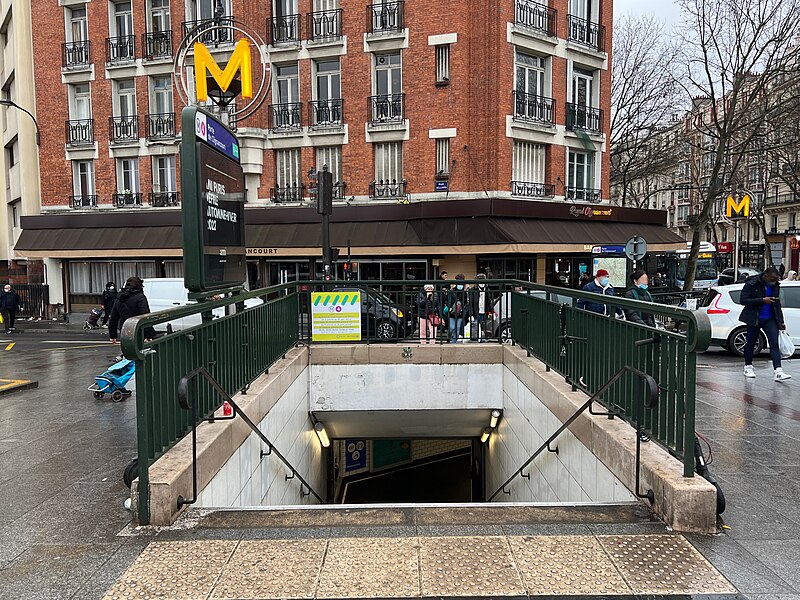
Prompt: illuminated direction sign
<box><xmin>726</xmin><ymin>194</ymin><xmax>750</xmax><ymax>219</ymax></box>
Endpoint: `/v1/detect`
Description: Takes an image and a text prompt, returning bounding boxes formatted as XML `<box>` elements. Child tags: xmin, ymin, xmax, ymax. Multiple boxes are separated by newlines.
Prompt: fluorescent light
<box><xmin>490</xmin><ymin>409</ymin><xmax>501</xmax><ymax>428</ymax></box>
<box><xmin>480</xmin><ymin>427</ymin><xmax>492</xmax><ymax>444</ymax></box>
<box><xmin>314</xmin><ymin>422</ymin><xmax>330</xmax><ymax>448</ymax></box>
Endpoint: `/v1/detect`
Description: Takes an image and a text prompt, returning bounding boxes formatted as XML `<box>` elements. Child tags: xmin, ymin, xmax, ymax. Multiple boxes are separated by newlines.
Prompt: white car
<box><xmin>698</xmin><ymin>281</ymin><xmax>800</xmax><ymax>356</ymax></box>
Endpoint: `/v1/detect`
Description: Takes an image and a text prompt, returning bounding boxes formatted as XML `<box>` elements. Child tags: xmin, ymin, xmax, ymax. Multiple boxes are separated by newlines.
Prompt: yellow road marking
<box><xmin>0</xmin><ymin>379</ymin><xmax>33</xmax><ymax>391</ymax></box>
<box><xmin>43</xmin><ymin>344</ymin><xmax>114</xmax><ymax>352</ymax></box>
<box><xmin>4</xmin><ymin>343</ymin><xmax>13</xmax><ymax>351</ymax></box>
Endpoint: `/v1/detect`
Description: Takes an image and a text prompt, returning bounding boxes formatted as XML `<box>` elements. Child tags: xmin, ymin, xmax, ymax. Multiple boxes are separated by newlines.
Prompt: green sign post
<box><xmin>180</xmin><ymin>106</ymin><xmax>247</xmax><ymax>293</ymax></box>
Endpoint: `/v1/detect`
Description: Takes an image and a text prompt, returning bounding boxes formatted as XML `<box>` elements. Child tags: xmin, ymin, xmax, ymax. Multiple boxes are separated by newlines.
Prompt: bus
<box><xmin>675</xmin><ymin>242</ymin><xmax>719</xmax><ymax>290</ymax></box>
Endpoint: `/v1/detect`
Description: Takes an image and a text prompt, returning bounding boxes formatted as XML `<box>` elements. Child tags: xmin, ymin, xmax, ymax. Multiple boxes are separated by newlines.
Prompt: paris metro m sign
<box><xmin>726</xmin><ymin>194</ymin><xmax>750</xmax><ymax>219</ymax></box>
<box><xmin>194</xmin><ymin>39</ymin><xmax>253</xmax><ymax>102</ymax></box>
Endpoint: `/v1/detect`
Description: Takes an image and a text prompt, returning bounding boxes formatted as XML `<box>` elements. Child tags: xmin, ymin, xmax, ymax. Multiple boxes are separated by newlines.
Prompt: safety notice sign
<box><xmin>311</xmin><ymin>291</ymin><xmax>362</xmax><ymax>342</ymax></box>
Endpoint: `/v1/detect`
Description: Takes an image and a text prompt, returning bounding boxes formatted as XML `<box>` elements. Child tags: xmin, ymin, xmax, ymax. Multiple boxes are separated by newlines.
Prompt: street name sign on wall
<box><xmin>311</xmin><ymin>291</ymin><xmax>362</xmax><ymax>342</ymax></box>
<box><xmin>181</xmin><ymin>106</ymin><xmax>246</xmax><ymax>292</ymax></box>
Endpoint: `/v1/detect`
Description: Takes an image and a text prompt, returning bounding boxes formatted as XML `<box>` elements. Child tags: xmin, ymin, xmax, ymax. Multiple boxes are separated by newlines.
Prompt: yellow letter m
<box><xmin>726</xmin><ymin>195</ymin><xmax>750</xmax><ymax>218</ymax></box>
<box><xmin>194</xmin><ymin>39</ymin><xmax>253</xmax><ymax>102</ymax></box>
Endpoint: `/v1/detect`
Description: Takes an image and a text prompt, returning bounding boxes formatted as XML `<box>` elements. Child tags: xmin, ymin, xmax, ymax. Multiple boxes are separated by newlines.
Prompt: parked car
<box><xmin>332</xmin><ymin>286</ymin><xmax>415</xmax><ymax>340</ymax></box>
<box><xmin>697</xmin><ymin>281</ymin><xmax>800</xmax><ymax>356</ymax></box>
<box><xmin>717</xmin><ymin>267</ymin><xmax>761</xmax><ymax>286</ymax></box>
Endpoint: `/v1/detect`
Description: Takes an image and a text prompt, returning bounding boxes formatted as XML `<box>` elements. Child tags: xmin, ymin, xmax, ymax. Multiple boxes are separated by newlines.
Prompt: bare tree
<box><xmin>610</xmin><ymin>15</ymin><xmax>683</xmax><ymax>207</ymax></box>
<box><xmin>677</xmin><ymin>0</ymin><xmax>800</xmax><ymax>290</ymax></box>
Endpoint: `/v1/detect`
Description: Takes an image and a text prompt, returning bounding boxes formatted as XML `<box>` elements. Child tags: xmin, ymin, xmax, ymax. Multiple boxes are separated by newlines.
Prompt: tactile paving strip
<box><xmin>419</xmin><ymin>536</ymin><xmax>526</xmax><ymax>597</ymax></box>
<box><xmin>102</xmin><ymin>540</ymin><xmax>237</xmax><ymax>600</ymax></box>
<box><xmin>509</xmin><ymin>535</ymin><xmax>632</xmax><ymax>596</ymax></box>
<box><xmin>211</xmin><ymin>539</ymin><xmax>327</xmax><ymax>599</ymax></box>
<box><xmin>598</xmin><ymin>534</ymin><xmax>738</xmax><ymax>595</ymax></box>
<box><xmin>317</xmin><ymin>537</ymin><xmax>420</xmax><ymax>598</ymax></box>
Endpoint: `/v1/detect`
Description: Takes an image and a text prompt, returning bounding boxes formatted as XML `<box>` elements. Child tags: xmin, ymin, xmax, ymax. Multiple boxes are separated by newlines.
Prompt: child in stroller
<box><xmin>83</xmin><ymin>307</ymin><xmax>103</xmax><ymax>329</ymax></box>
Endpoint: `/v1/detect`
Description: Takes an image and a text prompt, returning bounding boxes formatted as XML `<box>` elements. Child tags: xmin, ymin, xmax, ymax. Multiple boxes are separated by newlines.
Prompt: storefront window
<box><xmin>477</xmin><ymin>257</ymin><xmax>536</xmax><ymax>282</ymax></box>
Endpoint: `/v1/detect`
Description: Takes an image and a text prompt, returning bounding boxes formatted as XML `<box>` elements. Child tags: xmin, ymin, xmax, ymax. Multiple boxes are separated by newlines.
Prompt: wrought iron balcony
<box><xmin>270</xmin><ymin>185</ymin><xmax>305</xmax><ymax>203</ymax></box>
<box><xmin>310</xmin><ymin>99</ymin><xmax>343</xmax><ymax>127</ymax></box>
<box><xmin>113</xmin><ymin>192</ymin><xmax>143</xmax><ymax>207</ymax></box>
<box><xmin>309</xmin><ymin>181</ymin><xmax>346</xmax><ymax>200</ymax></box>
<box><xmin>106</xmin><ymin>35</ymin><xmax>136</xmax><ymax>64</ymax></box>
<box><xmin>369</xmin><ymin>179</ymin><xmax>407</xmax><ymax>200</ymax></box>
<box><xmin>182</xmin><ymin>17</ymin><xmax>234</xmax><ymax>47</ymax></box>
<box><xmin>764</xmin><ymin>193</ymin><xmax>800</xmax><ymax>207</ymax></box>
<box><xmin>513</xmin><ymin>91</ymin><xmax>555</xmax><ymax>125</ymax></box>
<box><xmin>565</xmin><ymin>186</ymin><xmax>601</xmax><ymax>203</ymax></box>
<box><xmin>367</xmin><ymin>1</ymin><xmax>404</xmax><ymax>34</ymax></box>
<box><xmin>512</xmin><ymin>181</ymin><xmax>555</xmax><ymax>198</ymax></box>
<box><xmin>269</xmin><ymin>14</ymin><xmax>301</xmax><ymax>45</ymax></box>
<box><xmin>149</xmin><ymin>191</ymin><xmax>181</xmax><ymax>206</ymax></box>
<box><xmin>62</xmin><ymin>40</ymin><xmax>91</xmax><ymax>69</ymax></box>
<box><xmin>70</xmin><ymin>194</ymin><xmax>98</xmax><ymax>208</ymax></box>
<box><xmin>65</xmin><ymin>119</ymin><xmax>94</xmax><ymax>146</ymax></box>
<box><xmin>514</xmin><ymin>0</ymin><xmax>556</xmax><ymax>36</ymax></box>
<box><xmin>307</xmin><ymin>9</ymin><xmax>343</xmax><ymax>42</ymax></box>
<box><xmin>565</xmin><ymin>103</ymin><xmax>603</xmax><ymax>133</ymax></box>
<box><xmin>146</xmin><ymin>112</ymin><xmax>177</xmax><ymax>140</ymax></box>
<box><xmin>368</xmin><ymin>94</ymin><xmax>405</xmax><ymax>124</ymax></box>
<box><xmin>143</xmin><ymin>31</ymin><xmax>173</xmax><ymax>60</ymax></box>
<box><xmin>567</xmin><ymin>15</ymin><xmax>605</xmax><ymax>52</ymax></box>
<box><xmin>269</xmin><ymin>103</ymin><xmax>303</xmax><ymax>131</ymax></box>
<box><xmin>109</xmin><ymin>115</ymin><xmax>138</xmax><ymax>143</ymax></box>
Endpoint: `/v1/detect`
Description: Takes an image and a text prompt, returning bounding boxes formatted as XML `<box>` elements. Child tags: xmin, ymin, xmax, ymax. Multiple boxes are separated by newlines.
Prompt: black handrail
<box><xmin>176</xmin><ymin>366</ymin><xmax>325</xmax><ymax>507</ymax></box>
<box><xmin>487</xmin><ymin>364</ymin><xmax>658</xmax><ymax>501</ymax></box>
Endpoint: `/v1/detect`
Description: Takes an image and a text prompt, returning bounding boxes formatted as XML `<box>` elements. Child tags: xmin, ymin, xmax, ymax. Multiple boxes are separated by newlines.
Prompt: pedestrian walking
<box><xmin>101</xmin><ymin>281</ymin><xmax>118</xmax><ymax>327</ymax></box>
<box><xmin>739</xmin><ymin>267</ymin><xmax>792</xmax><ymax>381</ymax></box>
<box><xmin>623</xmin><ymin>270</ymin><xmax>656</xmax><ymax>327</ymax></box>
<box><xmin>445</xmin><ymin>274</ymin><xmax>469</xmax><ymax>343</ymax></box>
<box><xmin>577</xmin><ymin>269</ymin><xmax>618</xmax><ymax>316</ymax></box>
<box><xmin>0</xmin><ymin>283</ymin><xmax>22</xmax><ymax>334</ymax></box>
<box><xmin>108</xmin><ymin>276</ymin><xmax>156</xmax><ymax>343</ymax></box>
<box><xmin>417</xmin><ymin>284</ymin><xmax>441</xmax><ymax>344</ymax></box>
<box><xmin>785</xmin><ymin>270</ymin><xmax>797</xmax><ymax>282</ymax></box>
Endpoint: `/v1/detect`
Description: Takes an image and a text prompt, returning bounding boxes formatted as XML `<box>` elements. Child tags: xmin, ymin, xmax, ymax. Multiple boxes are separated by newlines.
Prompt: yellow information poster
<box><xmin>311</xmin><ymin>291</ymin><xmax>362</xmax><ymax>341</ymax></box>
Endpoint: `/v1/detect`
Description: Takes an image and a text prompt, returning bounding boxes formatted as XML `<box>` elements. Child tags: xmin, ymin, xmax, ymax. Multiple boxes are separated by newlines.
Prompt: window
<box><xmin>316</xmin><ymin>146</ymin><xmax>342</xmax><ymax>185</ymax></box>
<box><xmin>312</xmin><ymin>59</ymin><xmax>342</xmax><ymax>126</ymax></box>
<box><xmin>792</xmin><ymin>213</ymin><xmax>797</xmax><ymax>229</ymax></box>
<box><xmin>70</xmin><ymin>83</ymin><xmax>92</xmax><ymax>120</ymax></box>
<box><xmin>5</xmin><ymin>137</ymin><xmax>17</xmax><ymax>167</ymax></box>
<box><xmin>567</xmin><ymin>149</ymin><xmax>593</xmax><ymax>191</ymax></box>
<box><xmin>10</xmin><ymin>201</ymin><xmax>19</xmax><ymax>228</ymax></box>
<box><xmin>193</xmin><ymin>0</ymin><xmax>230</xmax><ymax>20</ymax></box>
<box><xmin>276</xmin><ymin>63</ymin><xmax>300</xmax><ymax>104</ymax></box>
<box><xmin>677</xmin><ymin>204</ymin><xmax>689</xmax><ymax>222</ymax></box>
<box><xmin>513</xmin><ymin>141</ymin><xmax>545</xmax><ymax>184</ymax></box>
<box><xmin>771</xmin><ymin>215</ymin><xmax>778</xmax><ymax>233</ymax></box>
<box><xmin>150</xmin><ymin>76</ymin><xmax>173</xmax><ymax>114</ymax></box>
<box><xmin>115</xmin><ymin>79</ymin><xmax>136</xmax><ymax>117</ymax></box>
<box><xmin>753</xmin><ymin>227</ymin><xmax>760</xmax><ymax>242</ymax></box>
<box><xmin>516</xmin><ymin>52</ymin><xmax>546</xmax><ymax>98</ymax></box>
<box><xmin>781</xmin><ymin>287</ymin><xmax>800</xmax><ymax>309</ymax></box>
<box><xmin>73</xmin><ymin>160</ymin><xmax>95</xmax><ymax>196</ymax></box>
<box><xmin>568</xmin><ymin>0</ymin><xmax>591</xmax><ymax>20</ymax></box>
<box><xmin>374</xmin><ymin>142</ymin><xmax>402</xmax><ymax>184</ymax></box>
<box><xmin>435</xmin><ymin>45</ymin><xmax>450</xmax><ymax>84</ymax></box>
<box><xmin>276</xmin><ymin>148</ymin><xmax>301</xmax><ymax>189</ymax></box>
<box><xmin>117</xmin><ymin>158</ymin><xmax>140</xmax><ymax>193</ymax></box>
<box><xmin>435</xmin><ymin>138</ymin><xmax>450</xmax><ymax>178</ymax></box>
<box><xmin>677</xmin><ymin>184</ymin><xmax>689</xmax><ymax>201</ymax></box>
<box><xmin>152</xmin><ymin>155</ymin><xmax>176</xmax><ymax>192</ymax></box>
<box><xmin>68</xmin><ymin>6</ymin><xmax>88</xmax><ymax>42</ymax></box>
<box><xmin>375</xmin><ymin>52</ymin><xmax>402</xmax><ymax>96</ymax></box>
<box><xmin>150</xmin><ymin>0</ymin><xmax>170</xmax><ymax>32</ymax></box>
<box><xmin>113</xmin><ymin>1</ymin><xmax>134</xmax><ymax>38</ymax></box>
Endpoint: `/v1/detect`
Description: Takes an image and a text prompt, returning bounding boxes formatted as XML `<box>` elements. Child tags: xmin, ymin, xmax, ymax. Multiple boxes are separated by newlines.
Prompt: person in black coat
<box><xmin>623</xmin><ymin>270</ymin><xmax>656</xmax><ymax>327</ymax></box>
<box><xmin>0</xmin><ymin>283</ymin><xmax>22</xmax><ymax>334</ymax></box>
<box><xmin>739</xmin><ymin>267</ymin><xmax>791</xmax><ymax>381</ymax></box>
<box><xmin>101</xmin><ymin>281</ymin><xmax>118</xmax><ymax>326</ymax></box>
<box><xmin>417</xmin><ymin>284</ymin><xmax>442</xmax><ymax>344</ymax></box>
<box><xmin>108</xmin><ymin>276</ymin><xmax>156</xmax><ymax>343</ymax></box>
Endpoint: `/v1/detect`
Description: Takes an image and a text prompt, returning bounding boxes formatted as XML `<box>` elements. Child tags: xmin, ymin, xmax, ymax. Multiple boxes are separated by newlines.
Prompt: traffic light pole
<box><xmin>318</xmin><ymin>165</ymin><xmax>334</xmax><ymax>279</ymax></box>
<box><xmin>322</xmin><ymin>212</ymin><xmax>331</xmax><ymax>278</ymax></box>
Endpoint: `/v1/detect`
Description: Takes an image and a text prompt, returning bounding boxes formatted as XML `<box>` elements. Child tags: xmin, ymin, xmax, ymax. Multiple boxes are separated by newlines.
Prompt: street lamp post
<box><xmin>0</xmin><ymin>99</ymin><xmax>41</xmax><ymax>146</ymax></box>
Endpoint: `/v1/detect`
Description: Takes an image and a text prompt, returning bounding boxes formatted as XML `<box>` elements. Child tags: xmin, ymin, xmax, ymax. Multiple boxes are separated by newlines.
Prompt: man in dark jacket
<box><xmin>444</xmin><ymin>274</ymin><xmax>470</xmax><ymax>343</ymax></box>
<box><xmin>577</xmin><ymin>269</ymin><xmax>618</xmax><ymax>316</ymax></box>
<box><xmin>101</xmin><ymin>281</ymin><xmax>118</xmax><ymax>327</ymax></box>
<box><xmin>0</xmin><ymin>284</ymin><xmax>22</xmax><ymax>334</ymax></box>
<box><xmin>739</xmin><ymin>267</ymin><xmax>791</xmax><ymax>381</ymax></box>
<box><xmin>108</xmin><ymin>276</ymin><xmax>156</xmax><ymax>343</ymax></box>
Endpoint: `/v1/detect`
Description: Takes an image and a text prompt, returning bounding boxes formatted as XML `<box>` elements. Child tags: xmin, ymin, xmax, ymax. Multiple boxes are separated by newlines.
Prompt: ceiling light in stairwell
<box><xmin>480</xmin><ymin>427</ymin><xmax>492</xmax><ymax>444</ymax></box>
<box><xmin>314</xmin><ymin>422</ymin><xmax>331</xmax><ymax>448</ymax></box>
<box><xmin>490</xmin><ymin>409</ymin><xmax>502</xmax><ymax>429</ymax></box>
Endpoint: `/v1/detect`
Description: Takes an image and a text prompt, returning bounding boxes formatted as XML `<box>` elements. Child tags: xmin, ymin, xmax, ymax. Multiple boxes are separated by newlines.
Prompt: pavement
<box><xmin>1</xmin><ymin>323</ymin><xmax>800</xmax><ymax>598</ymax></box>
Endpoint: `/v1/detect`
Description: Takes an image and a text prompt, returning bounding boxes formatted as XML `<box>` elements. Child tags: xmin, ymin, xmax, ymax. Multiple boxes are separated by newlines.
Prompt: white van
<box><xmin>143</xmin><ymin>278</ymin><xmax>261</xmax><ymax>332</ymax></box>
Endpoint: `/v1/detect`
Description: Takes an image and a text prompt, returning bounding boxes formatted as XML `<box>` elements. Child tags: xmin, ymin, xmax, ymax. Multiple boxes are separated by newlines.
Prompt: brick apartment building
<box><xmin>15</xmin><ymin>0</ymin><xmax>683</xmax><ymax>309</ymax></box>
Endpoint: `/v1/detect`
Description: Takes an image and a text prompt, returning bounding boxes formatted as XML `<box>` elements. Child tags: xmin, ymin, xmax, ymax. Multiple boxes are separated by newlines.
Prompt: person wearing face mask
<box><xmin>623</xmin><ymin>270</ymin><xmax>656</xmax><ymax>327</ymax></box>
<box><xmin>417</xmin><ymin>284</ymin><xmax>441</xmax><ymax>344</ymax></box>
<box><xmin>739</xmin><ymin>266</ymin><xmax>791</xmax><ymax>381</ymax></box>
<box><xmin>469</xmin><ymin>273</ymin><xmax>490</xmax><ymax>342</ymax></box>
<box><xmin>577</xmin><ymin>269</ymin><xmax>617</xmax><ymax>316</ymax></box>
<box><xmin>0</xmin><ymin>283</ymin><xmax>22</xmax><ymax>334</ymax></box>
<box><xmin>101</xmin><ymin>281</ymin><xmax>118</xmax><ymax>327</ymax></box>
<box><xmin>444</xmin><ymin>274</ymin><xmax>469</xmax><ymax>343</ymax></box>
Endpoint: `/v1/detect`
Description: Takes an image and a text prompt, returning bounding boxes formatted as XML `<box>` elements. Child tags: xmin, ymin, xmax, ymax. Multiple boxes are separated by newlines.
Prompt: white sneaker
<box><xmin>775</xmin><ymin>368</ymin><xmax>792</xmax><ymax>381</ymax></box>
<box><xmin>744</xmin><ymin>365</ymin><xmax>756</xmax><ymax>378</ymax></box>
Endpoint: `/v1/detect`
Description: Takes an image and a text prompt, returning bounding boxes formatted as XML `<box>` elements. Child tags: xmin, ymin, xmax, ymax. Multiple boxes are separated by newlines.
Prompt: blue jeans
<box><xmin>745</xmin><ymin>318</ymin><xmax>782</xmax><ymax>369</ymax></box>
<box><xmin>449</xmin><ymin>316</ymin><xmax>463</xmax><ymax>343</ymax></box>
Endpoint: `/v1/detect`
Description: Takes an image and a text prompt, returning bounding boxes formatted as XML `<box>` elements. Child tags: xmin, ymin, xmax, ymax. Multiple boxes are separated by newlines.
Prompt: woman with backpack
<box><xmin>108</xmin><ymin>276</ymin><xmax>156</xmax><ymax>343</ymax></box>
<box><xmin>623</xmin><ymin>270</ymin><xmax>656</xmax><ymax>327</ymax></box>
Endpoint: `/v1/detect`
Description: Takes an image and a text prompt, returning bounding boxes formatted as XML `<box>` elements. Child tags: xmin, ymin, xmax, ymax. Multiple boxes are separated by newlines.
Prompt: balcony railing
<box><xmin>764</xmin><ymin>193</ymin><xmax>800</xmax><ymax>207</ymax></box>
<box><xmin>269</xmin><ymin>14</ymin><xmax>301</xmax><ymax>45</ymax></box>
<box><xmin>369</xmin><ymin>179</ymin><xmax>407</xmax><ymax>200</ymax></box>
<box><xmin>149</xmin><ymin>191</ymin><xmax>181</xmax><ymax>206</ymax></box>
<box><xmin>269</xmin><ymin>103</ymin><xmax>303</xmax><ymax>131</ymax></box>
<box><xmin>70</xmin><ymin>194</ymin><xmax>98</xmax><ymax>208</ymax></box>
<box><xmin>307</xmin><ymin>9</ymin><xmax>343</xmax><ymax>42</ymax></box>
<box><xmin>106</xmin><ymin>35</ymin><xmax>136</xmax><ymax>64</ymax></box>
<box><xmin>367</xmin><ymin>1</ymin><xmax>404</xmax><ymax>34</ymax></box>
<box><xmin>62</xmin><ymin>40</ymin><xmax>91</xmax><ymax>69</ymax></box>
<box><xmin>182</xmin><ymin>17</ymin><xmax>234</xmax><ymax>47</ymax></box>
<box><xmin>270</xmin><ymin>186</ymin><xmax>305</xmax><ymax>203</ymax></box>
<box><xmin>65</xmin><ymin>119</ymin><xmax>94</xmax><ymax>146</ymax></box>
<box><xmin>309</xmin><ymin>181</ymin><xmax>347</xmax><ymax>200</ymax></box>
<box><xmin>146</xmin><ymin>112</ymin><xmax>177</xmax><ymax>140</ymax></box>
<box><xmin>512</xmin><ymin>181</ymin><xmax>555</xmax><ymax>198</ymax></box>
<box><xmin>109</xmin><ymin>115</ymin><xmax>138</xmax><ymax>143</ymax></box>
<box><xmin>566</xmin><ymin>103</ymin><xmax>603</xmax><ymax>133</ymax></box>
<box><xmin>514</xmin><ymin>0</ymin><xmax>556</xmax><ymax>36</ymax></box>
<box><xmin>368</xmin><ymin>94</ymin><xmax>405</xmax><ymax>124</ymax></box>
<box><xmin>113</xmin><ymin>192</ymin><xmax>143</xmax><ymax>207</ymax></box>
<box><xmin>310</xmin><ymin>99</ymin><xmax>344</xmax><ymax>127</ymax></box>
<box><xmin>565</xmin><ymin>186</ymin><xmax>601</xmax><ymax>203</ymax></box>
<box><xmin>513</xmin><ymin>91</ymin><xmax>555</xmax><ymax>125</ymax></box>
<box><xmin>567</xmin><ymin>15</ymin><xmax>605</xmax><ymax>52</ymax></box>
<box><xmin>143</xmin><ymin>31</ymin><xmax>173</xmax><ymax>60</ymax></box>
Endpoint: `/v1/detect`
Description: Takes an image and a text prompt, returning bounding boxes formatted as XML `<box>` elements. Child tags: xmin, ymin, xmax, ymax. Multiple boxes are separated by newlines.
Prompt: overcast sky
<box><xmin>613</xmin><ymin>0</ymin><xmax>683</xmax><ymax>29</ymax></box>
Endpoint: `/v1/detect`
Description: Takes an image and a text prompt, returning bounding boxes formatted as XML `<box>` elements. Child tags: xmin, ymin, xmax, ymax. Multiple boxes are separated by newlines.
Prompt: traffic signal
<box><xmin>331</xmin><ymin>248</ymin><xmax>340</xmax><ymax>262</ymax></box>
